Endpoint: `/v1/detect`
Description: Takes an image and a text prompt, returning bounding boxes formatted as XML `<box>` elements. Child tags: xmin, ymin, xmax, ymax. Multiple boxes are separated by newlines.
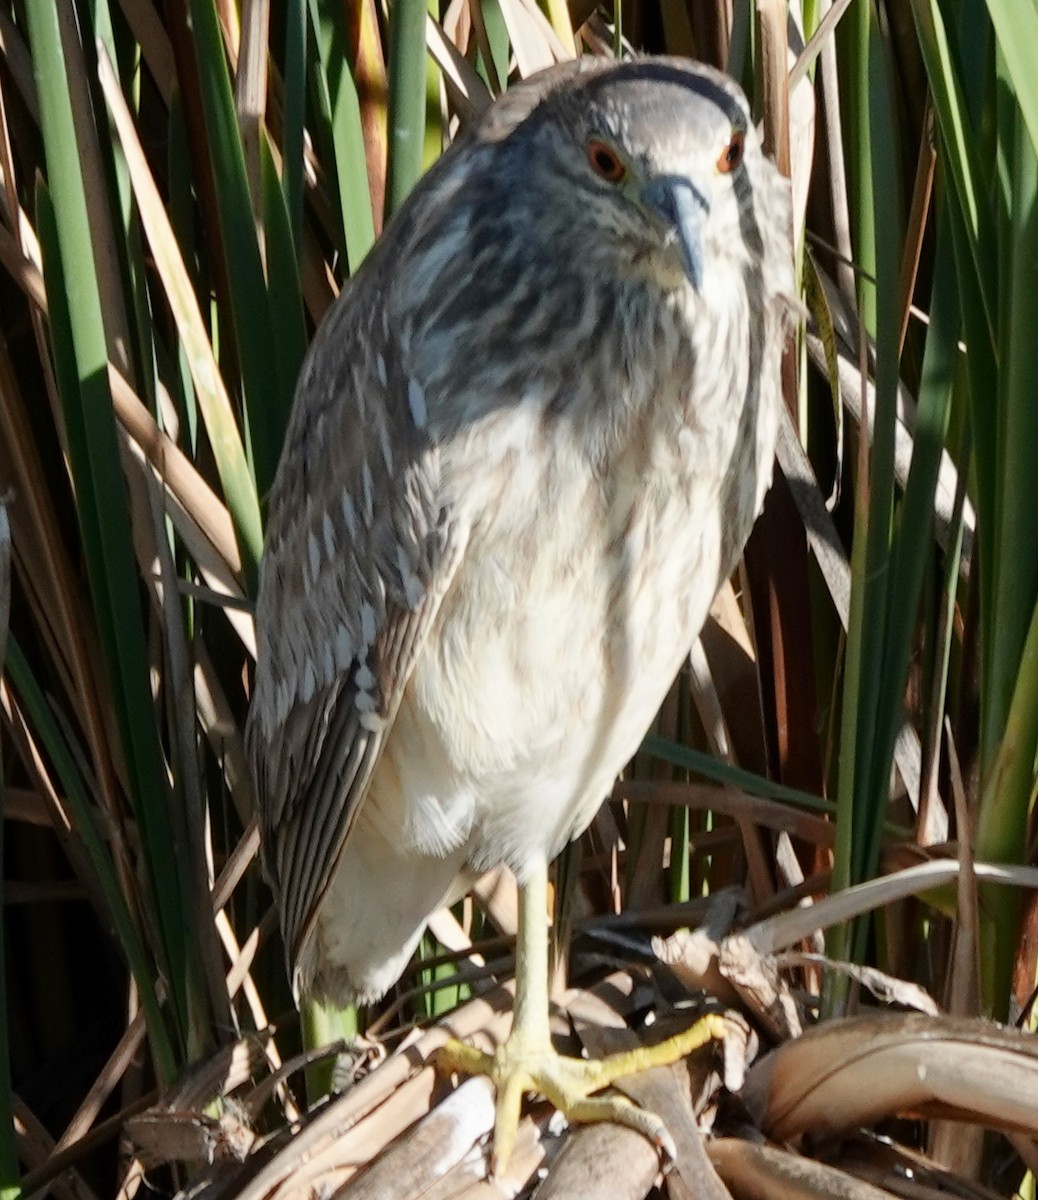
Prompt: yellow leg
<box><xmin>436</xmin><ymin>856</ymin><xmax>726</xmax><ymax>1173</ymax></box>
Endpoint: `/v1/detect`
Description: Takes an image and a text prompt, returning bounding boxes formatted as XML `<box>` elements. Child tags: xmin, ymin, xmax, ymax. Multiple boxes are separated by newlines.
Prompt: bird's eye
<box><xmin>587</xmin><ymin>138</ymin><xmax>627</xmax><ymax>184</ymax></box>
<box><xmin>717</xmin><ymin>130</ymin><xmax>745</xmax><ymax>174</ymax></box>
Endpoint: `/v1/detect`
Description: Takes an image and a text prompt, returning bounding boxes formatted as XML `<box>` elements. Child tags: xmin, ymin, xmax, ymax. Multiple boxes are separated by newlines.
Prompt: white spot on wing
<box><xmin>335</xmin><ymin>624</ymin><xmax>353</xmax><ymax>671</ymax></box>
<box><xmin>322</xmin><ymin>512</ymin><xmax>337</xmax><ymax>562</ymax></box>
<box><xmin>375</xmin><ymin>353</ymin><xmax>387</xmax><ymax>387</ymax></box>
<box><xmin>377</xmin><ymin>417</ymin><xmax>394</xmax><ymax>473</ymax></box>
<box><xmin>361</xmin><ymin>461</ymin><xmax>375</xmax><ymax>522</ymax></box>
<box><xmin>407</xmin><ymin>379</ymin><xmax>428</xmax><ymax>428</ymax></box>
<box><xmin>371</xmin><ymin>571</ymin><xmax>387</xmax><ymax>607</ymax></box>
<box><xmin>360</xmin><ymin>602</ymin><xmax>377</xmax><ymax>648</ymax></box>
<box><xmin>307</xmin><ymin>532</ymin><xmax>320</xmax><ymax>585</ymax></box>
<box><xmin>354</xmin><ymin>689</ymin><xmax>377</xmax><ymax>713</ymax></box>
<box><xmin>341</xmin><ymin>489</ymin><xmax>358</xmax><ymax>538</ymax></box>
<box><xmin>301</xmin><ymin>660</ymin><xmax>316</xmax><ymax>704</ymax></box>
<box><xmin>355</xmin><ymin>663</ymin><xmax>375</xmax><ymax>691</ymax></box>
<box><xmin>359</xmin><ymin>710</ymin><xmax>386</xmax><ymax>733</ymax></box>
<box><xmin>275</xmin><ymin>679</ymin><xmax>292</xmax><ymax>724</ymax></box>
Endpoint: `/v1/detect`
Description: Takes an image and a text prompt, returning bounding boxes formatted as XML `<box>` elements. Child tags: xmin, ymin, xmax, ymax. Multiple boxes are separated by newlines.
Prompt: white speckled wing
<box><xmin>245</xmin><ymin>292</ymin><xmax>465</xmax><ymax>982</ymax></box>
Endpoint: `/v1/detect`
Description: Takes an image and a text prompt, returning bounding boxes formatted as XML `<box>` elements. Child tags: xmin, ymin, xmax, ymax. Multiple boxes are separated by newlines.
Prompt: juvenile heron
<box><xmin>247</xmin><ymin>55</ymin><xmax>795</xmax><ymax>1168</ymax></box>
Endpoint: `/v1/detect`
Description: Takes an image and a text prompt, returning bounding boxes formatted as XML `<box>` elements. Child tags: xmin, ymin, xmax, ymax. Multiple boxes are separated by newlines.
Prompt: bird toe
<box><xmin>434</xmin><ymin>1013</ymin><xmax>726</xmax><ymax>1173</ymax></box>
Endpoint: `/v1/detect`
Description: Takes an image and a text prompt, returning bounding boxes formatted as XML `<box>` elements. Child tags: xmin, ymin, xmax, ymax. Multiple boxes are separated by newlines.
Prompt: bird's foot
<box><xmin>435</xmin><ymin>1012</ymin><xmax>727</xmax><ymax>1174</ymax></box>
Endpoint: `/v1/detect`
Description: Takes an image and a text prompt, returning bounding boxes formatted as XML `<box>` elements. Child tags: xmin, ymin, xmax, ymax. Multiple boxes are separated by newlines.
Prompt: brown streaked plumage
<box><xmin>247</xmin><ymin>54</ymin><xmax>795</xmax><ymax>1163</ymax></box>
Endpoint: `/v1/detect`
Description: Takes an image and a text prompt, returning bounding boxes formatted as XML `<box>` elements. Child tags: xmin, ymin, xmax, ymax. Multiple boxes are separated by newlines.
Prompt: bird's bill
<box><xmin>641</xmin><ymin>174</ymin><xmax>708</xmax><ymax>290</ymax></box>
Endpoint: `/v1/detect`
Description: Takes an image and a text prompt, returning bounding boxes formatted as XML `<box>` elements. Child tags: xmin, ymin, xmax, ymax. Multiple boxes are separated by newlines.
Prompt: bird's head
<box><xmin>481</xmin><ymin>58</ymin><xmax>787</xmax><ymax>297</ymax></box>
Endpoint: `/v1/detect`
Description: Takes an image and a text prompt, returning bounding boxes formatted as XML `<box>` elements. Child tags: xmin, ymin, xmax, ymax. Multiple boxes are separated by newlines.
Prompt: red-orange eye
<box><xmin>587</xmin><ymin>138</ymin><xmax>627</xmax><ymax>184</ymax></box>
<box><xmin>717</xmin><ymin>129</ymin><xmax>745</xmax><ymax>174</ymax></box>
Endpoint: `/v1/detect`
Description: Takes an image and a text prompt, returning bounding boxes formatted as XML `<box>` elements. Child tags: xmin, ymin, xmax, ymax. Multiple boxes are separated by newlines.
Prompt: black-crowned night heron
<box><xmin>247</xmin><ymin>55</ymin><xmax>795</xmax><ymax>1169</ymax></box>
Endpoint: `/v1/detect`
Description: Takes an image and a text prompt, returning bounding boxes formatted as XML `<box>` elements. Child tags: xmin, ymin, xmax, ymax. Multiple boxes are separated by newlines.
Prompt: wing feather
<box><xmin>246</xmin><ymin>293</ymin><xmax>465</xmax><ymax>973</ymax></box>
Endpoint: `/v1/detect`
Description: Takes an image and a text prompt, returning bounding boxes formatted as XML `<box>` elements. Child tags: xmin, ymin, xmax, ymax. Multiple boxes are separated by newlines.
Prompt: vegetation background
<box><xmin>2</xmin><ymin>0</ymin><xmax>1038</xmax><ymax>1197</ymax></box>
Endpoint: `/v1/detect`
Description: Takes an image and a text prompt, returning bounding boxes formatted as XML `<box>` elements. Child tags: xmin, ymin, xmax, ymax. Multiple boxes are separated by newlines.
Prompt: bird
<box><xmin>246</xmin><ymin>54</ymin><xmax>795</xmax><ymax>1170</ymax></box>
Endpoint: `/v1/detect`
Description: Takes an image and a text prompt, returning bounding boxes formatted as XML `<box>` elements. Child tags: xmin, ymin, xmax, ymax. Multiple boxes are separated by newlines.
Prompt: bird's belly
<box><xmin>365</xmin><ymin>466</ymin><xmax>727</xmax><ymax>876</ymax></box>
